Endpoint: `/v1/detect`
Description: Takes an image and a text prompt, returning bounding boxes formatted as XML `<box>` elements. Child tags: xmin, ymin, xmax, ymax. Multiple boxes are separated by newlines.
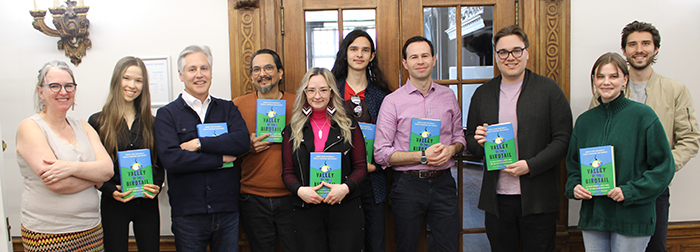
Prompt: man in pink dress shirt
<box><xmin>374</xmin><ymin>36</ymin><xmax>466</xmax><ymax>252</ymax></box>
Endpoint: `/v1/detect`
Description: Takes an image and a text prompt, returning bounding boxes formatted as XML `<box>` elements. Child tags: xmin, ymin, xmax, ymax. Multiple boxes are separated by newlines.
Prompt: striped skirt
<box><xmin>21</xmin><ymin>223</ymin><xmax>104</xmax><ymax>252</ymax></box>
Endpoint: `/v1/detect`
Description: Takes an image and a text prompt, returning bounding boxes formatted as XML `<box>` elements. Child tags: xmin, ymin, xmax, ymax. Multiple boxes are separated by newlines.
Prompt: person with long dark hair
<box><xmin>330</xmin><ymin>29</ymin><xmax>389</xmax><ymax>252</ymax></box>
<box><xmin>282</xmin><ymin>68</ymin><xmax>367</xmax><ymax>252</ymax></box>
<box><xmin>88</xmin><ymin>56</ymin><xmax>164</xmax><ymax>251</ymax></box>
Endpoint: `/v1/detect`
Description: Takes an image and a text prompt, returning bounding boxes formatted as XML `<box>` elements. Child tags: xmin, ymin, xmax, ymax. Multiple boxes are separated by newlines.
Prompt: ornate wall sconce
<box><xmin>29</xmin><ymin>0</ymin><xmax>91</xmax><ymax>66</ymax></box>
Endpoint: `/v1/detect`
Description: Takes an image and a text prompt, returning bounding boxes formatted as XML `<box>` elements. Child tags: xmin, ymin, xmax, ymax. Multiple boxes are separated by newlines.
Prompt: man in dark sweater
<box><xmin>465</xmin><ymin>25</ymin><xmax>572</xmax><ymax>252</ymax></box>
<box><xmin>155</xmin><ymin>45</ymin><xmax>250</xmax><ymax>252</ymax></box>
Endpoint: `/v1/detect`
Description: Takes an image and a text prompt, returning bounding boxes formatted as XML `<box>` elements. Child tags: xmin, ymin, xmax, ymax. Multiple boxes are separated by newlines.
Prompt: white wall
<box><xmin>569</xmin><ymin>0</ymin><xmax>700</xmax><ymax>225</ymax></box>
<box><xmin>0</xmin><ymin>0</ymin><xmax>232</xmax><ymax>236</ymax></box>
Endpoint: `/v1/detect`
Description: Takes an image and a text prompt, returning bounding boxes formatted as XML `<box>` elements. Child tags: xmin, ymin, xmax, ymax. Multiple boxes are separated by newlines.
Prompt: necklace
<box><xmin>311</xmin><ymin>118</ymin><xmax>329</xmax><ymax>139</ymax></box>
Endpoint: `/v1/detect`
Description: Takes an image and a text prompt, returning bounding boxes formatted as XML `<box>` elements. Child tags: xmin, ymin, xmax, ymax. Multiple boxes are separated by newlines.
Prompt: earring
<box><xmin>71</xmin><ymin>102</ymin><xmax>75</xmax><ymax>111</ymax></box>
<box><xmin>326</xmin><ymin>105</ymin><xmax>336</xmax><ymax>116</ymax></box>
<box><xmin>302</xmin><ymin>104</ymin><xmax>312</xmax><ymax>116</ymax></box>
<box><xmin>41</xmin><ymin>100</ymin><xmax>46</xmax><ymax>113</ymax></box>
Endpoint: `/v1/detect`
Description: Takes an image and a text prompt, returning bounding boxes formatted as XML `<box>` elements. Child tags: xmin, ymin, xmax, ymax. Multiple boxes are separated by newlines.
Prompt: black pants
<box><xmin>646</xmin><ymin>187</ymin><xmax>670</xmax><ymax>252</ymax></box>
<box><xmin>485</xmin><ymin>195</ymin><xmax>557</xmax><ymax>252</ymax></box>
<box><xmin>390</xmin><ymin>172</ymin><xmax>459</xmax><ymax>252</ymax></box>
<box><xmin>101</xmin><ymin>195</ymin><xmax>160</xmax><ymax>252</ymax></box>
<box><xmin>239</xmin><ymin>194</ymin><xmax>298</xmax><ymax>252</ymax></box>
<box><xmin>292</xmin><ymin>196</ymin><xmax>364</xmax><ymax>252</ymax></box>
<box><xmin>360</xmin><ymin>179</ymin><xmax>385</xmax><ymax>252</ymax></box>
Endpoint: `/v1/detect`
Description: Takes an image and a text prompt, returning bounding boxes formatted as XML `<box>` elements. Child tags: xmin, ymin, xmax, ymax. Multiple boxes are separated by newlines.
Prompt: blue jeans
<box><xmin>582</xmin><ymin>230</ymin><xmax>651</xmax><ymax>252</ymax></box>
<box><xmin>239</xmin><ymin>194</ymin><xmax>298</xmax><ymax>252</ymax></box>
<box><xmin>390</xmin><ymin>171</ymin><xmax>459</xmax><ymax>252</ymax></box>
<box><xmin>171</xmin><ymin>212</ymin><xmax>239</xmax><ymax>252</ymax></box>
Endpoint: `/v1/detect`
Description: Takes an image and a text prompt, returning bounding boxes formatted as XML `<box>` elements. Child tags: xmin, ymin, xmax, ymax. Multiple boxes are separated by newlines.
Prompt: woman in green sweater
<box><xmin>565</xmin><ymin>52</ymin><xmax>675</xmax><ymax>251</ymax></box>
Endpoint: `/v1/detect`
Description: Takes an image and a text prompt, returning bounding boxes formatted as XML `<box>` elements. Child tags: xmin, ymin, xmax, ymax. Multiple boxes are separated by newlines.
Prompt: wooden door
<box><xmin>230</xmin><ymin>0</ymin><xmax>571</xmax><ymax>251</ymax></box>
<box><xmin>280</xmin><ymin>1</ymin><xmax>515</xmax><ymax>252</ymax></box>
<box><xmin>281</xmin><ymin>0</ymin><xmax>400</xmax><ymax>93</ymax></box>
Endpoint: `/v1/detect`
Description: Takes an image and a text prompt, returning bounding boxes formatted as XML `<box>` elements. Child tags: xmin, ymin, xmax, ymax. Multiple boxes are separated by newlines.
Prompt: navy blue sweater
<box><xmin>155</xmin><ymin>94</ymin><xmax>250</xmax><ymax>217</ymax></box>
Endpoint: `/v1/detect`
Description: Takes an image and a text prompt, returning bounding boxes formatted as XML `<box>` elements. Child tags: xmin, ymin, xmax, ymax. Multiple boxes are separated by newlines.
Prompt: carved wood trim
<box><xmin>235</xmin><ymin>0</ymin><xmax>260</xmax><ymax>9</ymax></box>
<box><xmin>522</xmin><ymin>0</ymin><xmax>571</xmax><ymax>233</ymax></box>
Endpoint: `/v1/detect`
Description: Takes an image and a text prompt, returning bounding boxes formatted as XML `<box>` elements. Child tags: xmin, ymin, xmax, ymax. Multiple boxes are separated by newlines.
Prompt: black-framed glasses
<box><xmin>42</xmin><ymin>82</ymin><xmax>77</xmax><ymax>93</ymax></box>
<box><xmin>496</xmin><ymin>47</ymin><xmax>527</xmax><ymax>60</ymax></box>
<box><xmin>350</xmin><ymin>95</ymin><xmax>362</xmax><ymax>117</ymax></box>
<box><xmin>251</xmin><ymin>64</ymin><xmax>276</xmax><ymax>76</ymax></box>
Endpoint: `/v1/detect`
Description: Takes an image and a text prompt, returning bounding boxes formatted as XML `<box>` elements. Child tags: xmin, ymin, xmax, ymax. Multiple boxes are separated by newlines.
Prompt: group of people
<box><xmin>14</xmin><ymin>20</ymin><xmax>698</xmax><ymax>252</ymax></box>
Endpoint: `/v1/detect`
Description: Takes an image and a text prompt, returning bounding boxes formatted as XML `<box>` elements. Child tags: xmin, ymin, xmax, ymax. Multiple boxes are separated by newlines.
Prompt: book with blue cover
<box><xmin>309</xmin><ymin>152</ymin><xmax>342</xmax><ymax>198</ymax></box>
<box><xmin>409</xmin><ymin>118</ymin><xmax>441</xmax><ymax>152</ymax></box>
<box><xmin>197</xmin><ymin>122</ymin><xmax>233</xmax><ymax>168</ymax></box>
<box><xmin>580</xmin><ymin>145</ymin><xmax>616</xmax><ymax>196</ymax></box>
<box><xmin>256</xmin><ymin>99</ymin><xmax>286</xmax><ymax>143</ymax></box>
<box><xmin>484</xmin><ymin>122</ymin><xmax>517</xmax><ymax>171</ymax></box>
<box><xmin>117</xmin><ymin>149</ymin><xmax>154</xmax><ymax>199</ymax></box>
<box><xmin>358</xmin><ymin>122</ymin><xmax>375</xmax><ymax>163</ymax></box>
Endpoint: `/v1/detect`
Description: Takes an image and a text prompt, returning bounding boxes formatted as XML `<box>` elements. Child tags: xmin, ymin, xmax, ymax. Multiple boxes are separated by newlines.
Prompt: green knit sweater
<box><xmin>565</xmin><ymin>94</ymin><xmax>675</xmax><ymax>236</ymax></box>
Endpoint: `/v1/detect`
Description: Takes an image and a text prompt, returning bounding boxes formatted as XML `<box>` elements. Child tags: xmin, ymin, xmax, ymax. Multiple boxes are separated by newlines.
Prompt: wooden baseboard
<box><xmin>12</xmin><ymin>221</ymin><xmax>700</xmax><ymax>252</ymax></box>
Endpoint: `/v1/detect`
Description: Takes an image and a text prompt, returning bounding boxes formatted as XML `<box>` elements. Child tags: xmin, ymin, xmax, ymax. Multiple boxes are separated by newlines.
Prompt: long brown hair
<box><xmin>97</xmin><ymin>56</ymin><xmax>156</xmax><ymax>160</ymax></box>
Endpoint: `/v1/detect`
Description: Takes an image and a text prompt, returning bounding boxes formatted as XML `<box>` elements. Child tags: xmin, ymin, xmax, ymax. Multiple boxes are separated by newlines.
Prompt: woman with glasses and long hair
<box><xmin>16</xmin><ymin>60</ymin><xmax>114</xmax><ymax>252</ymax></box>
<box><xmin>330</xmin><ymin>29</ymin><xmax>390</xmax><ymax>252</ymax></box>
<box><xmin>282</xmin><ymin>68</ymin><xmax>367</xmax><ymax>252</ymax></box>
<box><xmin>565</xmin><ymin>53</ymin><xmax>674</xmax><ymax>251</ymax></box>
<box><xmin>88</xmin><ymin>56</ymin><xmax>164</xmax><ymax>251</ymax></box>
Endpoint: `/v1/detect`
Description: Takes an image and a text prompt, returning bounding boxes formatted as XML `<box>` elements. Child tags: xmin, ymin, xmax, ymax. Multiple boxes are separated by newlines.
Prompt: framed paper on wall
<box><xmin>142</xmin><ymin>56</ymin><xmax>172</xmax><ymax>107</ymax></box>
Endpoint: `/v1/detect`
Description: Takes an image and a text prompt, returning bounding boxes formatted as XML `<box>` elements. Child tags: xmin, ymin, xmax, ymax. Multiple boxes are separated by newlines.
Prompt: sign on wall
<box><xmin>142</xmin><ymin>56</ymin><xmax>172</xmax><ymax>107</ymax></box>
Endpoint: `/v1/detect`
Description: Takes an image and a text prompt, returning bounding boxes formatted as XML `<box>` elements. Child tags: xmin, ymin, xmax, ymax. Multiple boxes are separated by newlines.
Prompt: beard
<box><xmin>627</xmin><ymin>53</ymin><xmax>654</xmax><ymax>70</ymax></box>
<box><xmin>255</xmin><ymin>76</ymin><xmax>277</xmax><ymax>93</ymax></box>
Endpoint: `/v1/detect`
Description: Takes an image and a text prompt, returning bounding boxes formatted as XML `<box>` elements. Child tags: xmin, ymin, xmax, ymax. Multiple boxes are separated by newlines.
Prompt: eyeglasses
<box><xmin>350</xmin><ymin>95</ymin><xmax>362</xmax><ymax>117</ymax></box>
<box><xmin>251</xmin><ymin>64</ymin><xmax>276</xmax><ymax>76</ymax></box>
<box><xmin>305</xmin><ymin>87</ymin><xmax>331</xmax><ymax>96</ymax></box>
<box><xmin>496</xmin><ymin>47</ymin><xmax>527</xmax><ymax>60</ymax></box>
<box><xmin>42</xmin><ymin>82</ymin><xmax>77</xmax><ymax>93</ymax></box>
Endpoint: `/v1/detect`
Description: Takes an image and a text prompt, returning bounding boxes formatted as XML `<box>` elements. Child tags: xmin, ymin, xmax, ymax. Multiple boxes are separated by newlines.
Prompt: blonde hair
<box><xmin>290</xmin><ymin>68</ymin><xmax>353</xmax><ymax>151</ymax></box>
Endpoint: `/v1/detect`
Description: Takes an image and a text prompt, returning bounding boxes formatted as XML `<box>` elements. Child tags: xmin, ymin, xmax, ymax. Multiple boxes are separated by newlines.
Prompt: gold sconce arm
<box><xmin>29</xmin><ymin>1</ymin><xmax>91</xmax><ymax>66</ymax></box>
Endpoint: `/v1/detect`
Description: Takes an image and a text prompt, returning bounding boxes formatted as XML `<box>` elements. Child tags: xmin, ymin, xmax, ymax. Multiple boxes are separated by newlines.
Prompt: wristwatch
<box><xmin>420</xmin><ymin>150</ymin><xmax>428</xmax><ymax>164</ymax></box>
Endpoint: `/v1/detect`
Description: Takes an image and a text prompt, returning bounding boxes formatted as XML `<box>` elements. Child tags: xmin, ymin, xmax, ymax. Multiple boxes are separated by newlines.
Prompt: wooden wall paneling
<box><xmin>281</xmin><ymin>0</ymin><xmax>305</xmax><ymax>94</ymax></box>
<box><xmin>229</xmin><ymin>0</ymin><xmax>283</xmax><ymax>99</ymax></box>
<box><xmin>229</xmin><ymin>0</ymin><xmax>260</xmax><ymax>99</ymax></box>
<box><xmin>399</xmin><ymin>0</ymin><xmax>423</xmax><ymax>86</ymax></box>
<box><xmin>376</xmin><ymin>0</ymin><xmax>401</xmax><ymax>91</ymax></box>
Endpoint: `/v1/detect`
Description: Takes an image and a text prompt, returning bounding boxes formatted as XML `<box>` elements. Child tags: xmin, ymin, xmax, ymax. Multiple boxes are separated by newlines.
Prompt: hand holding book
<box><xmin>321</xmin><ymin>181</ymin><xmax>349</xmax><ymax>205</ymax></box>
<box><xmin>297</xmin><ymin>184</ymin><xmax>324</xmax><ymax>204</ymax></box>
<box><xmin>473</xmin><ymin>123</ymin><xmax>489</xmax><ymax>147</ymax></box>
<box><xmin>250</xmin><ymin>132</ymin><xmax>272</xmax><ymax>153</ymax></box>
<box><xmin>113</xmin><ymin>185</ymin><xmax>135</xmax><ymax>203</ymax></box>
<box><xmin>573</xmin><ymin>184</ymin><xmax>593</xmax><ymax>200</ymax></box>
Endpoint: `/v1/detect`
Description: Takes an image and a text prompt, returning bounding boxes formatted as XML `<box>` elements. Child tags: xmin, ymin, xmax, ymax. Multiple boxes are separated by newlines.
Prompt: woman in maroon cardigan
<box><xmin>282</xmin><ymin>68</ymin><xmax>367</xmax><ymax>252</ymax></box>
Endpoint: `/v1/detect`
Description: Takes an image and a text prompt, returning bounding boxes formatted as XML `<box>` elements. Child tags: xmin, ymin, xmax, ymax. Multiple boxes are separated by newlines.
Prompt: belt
<box><xmin>402</xmin><ymin>169</ymin><xmax>448</xmax><ymax>178</ymax></box>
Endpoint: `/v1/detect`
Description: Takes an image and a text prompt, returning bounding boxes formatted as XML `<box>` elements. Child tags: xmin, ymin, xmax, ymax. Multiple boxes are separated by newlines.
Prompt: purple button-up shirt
<box><xmin>374</xmin><ymin>79</ymin><xmax>466</xmax><ymax>171</ymax></box>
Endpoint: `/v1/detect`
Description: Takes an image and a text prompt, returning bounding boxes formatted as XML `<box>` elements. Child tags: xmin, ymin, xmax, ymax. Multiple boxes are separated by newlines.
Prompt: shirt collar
<box><xmin>181</xmin><ymin>90</ymin><xmax>211</xmax><ymax>107</ymax></box>
<box><xmin>405</xmin><ymin>78</ymin><xmax>435</xmax><ymax>95</ymax></box>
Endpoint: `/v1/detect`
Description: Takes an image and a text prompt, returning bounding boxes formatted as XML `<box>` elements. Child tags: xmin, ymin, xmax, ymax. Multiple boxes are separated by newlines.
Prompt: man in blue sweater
<box><xmin>155</xmin><ymin>45</ymin><xmax>250</xmax><ymax>252</ymax></box>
